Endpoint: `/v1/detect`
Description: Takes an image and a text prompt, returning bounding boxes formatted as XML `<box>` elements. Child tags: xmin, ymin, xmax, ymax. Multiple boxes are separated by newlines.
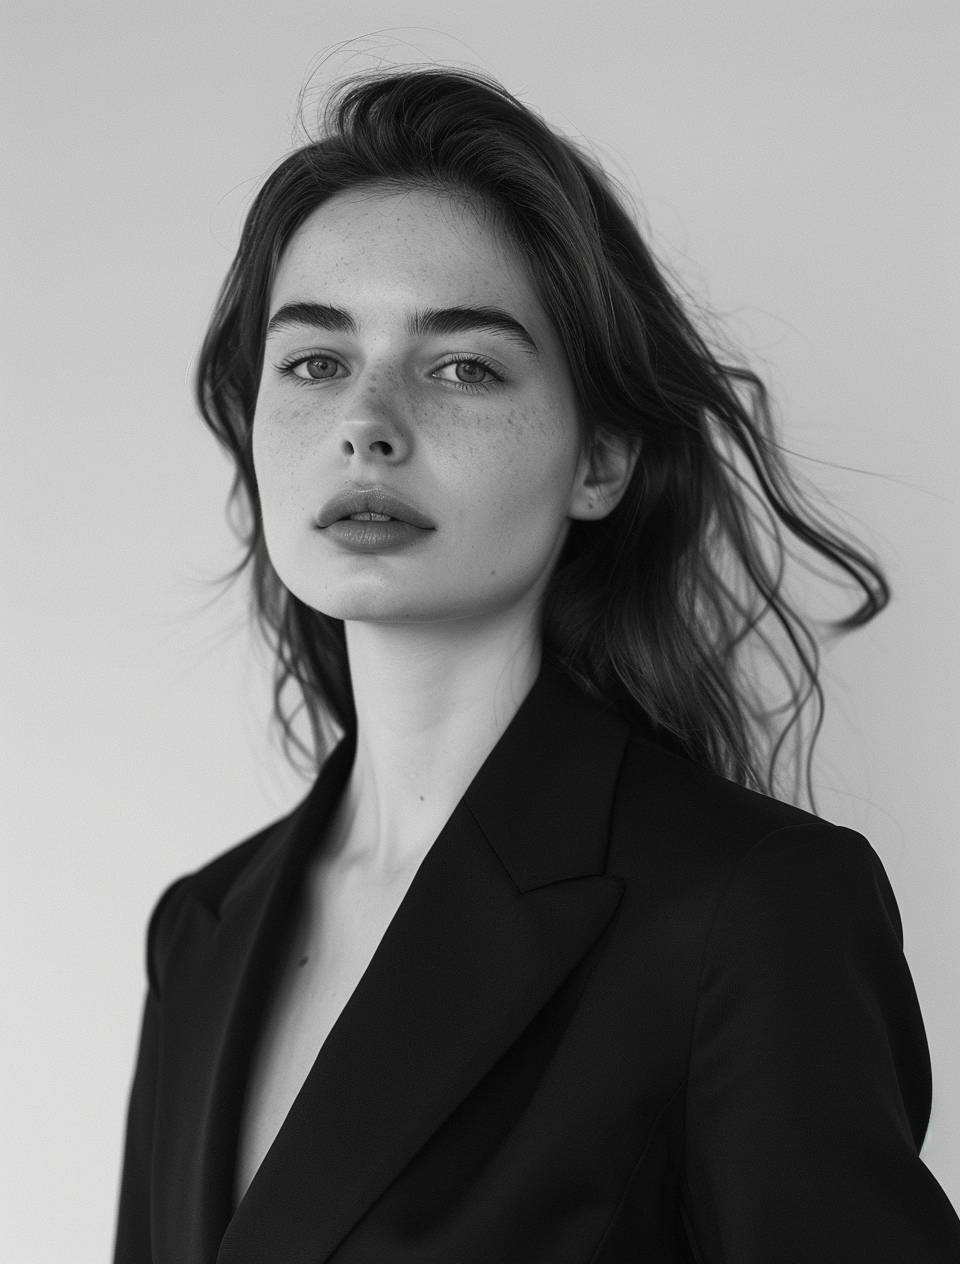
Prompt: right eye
<box><xmin>276</xmin><ymin>354</ymin><xmax>348</xmax><ymax>383</ymax></box>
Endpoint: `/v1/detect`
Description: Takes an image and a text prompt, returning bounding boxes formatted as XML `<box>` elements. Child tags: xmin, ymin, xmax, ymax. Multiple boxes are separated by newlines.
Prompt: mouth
<box><xmin>315</xmin><ymin>487</ymin><xmax>436</xmax><ymax>531</ymax></box>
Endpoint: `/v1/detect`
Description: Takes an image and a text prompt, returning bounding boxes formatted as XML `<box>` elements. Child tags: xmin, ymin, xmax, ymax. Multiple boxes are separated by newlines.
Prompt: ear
<box><xmin>568</xmin><ymin>429</ymin><xmax>641</xmax><ymax>521</ymax></box>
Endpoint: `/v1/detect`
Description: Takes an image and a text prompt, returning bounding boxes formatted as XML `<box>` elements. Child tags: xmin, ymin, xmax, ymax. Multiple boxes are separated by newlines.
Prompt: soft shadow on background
<box><xmin>3</xmin><ymin>2</ymin><xmax>958</xmax><ymax>1258</ymax></box>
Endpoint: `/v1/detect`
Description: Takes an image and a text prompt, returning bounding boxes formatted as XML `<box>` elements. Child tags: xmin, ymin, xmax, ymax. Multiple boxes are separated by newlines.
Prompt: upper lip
<box><xmin>315</xmin><ymin>486</ymin><xmax>436</xmax><ymax>530</ymax></box>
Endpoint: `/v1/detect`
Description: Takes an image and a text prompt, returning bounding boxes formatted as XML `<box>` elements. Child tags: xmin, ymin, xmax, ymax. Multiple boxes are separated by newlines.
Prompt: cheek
<box><xmin>458</xmin><ymin>399</ymin><xmax>580</xmax><ymax>536</ymax></box>
<box><xmin>252</xmin><ymin>406</ymin><xmax>314</xmax><ymax>508</ymax></box>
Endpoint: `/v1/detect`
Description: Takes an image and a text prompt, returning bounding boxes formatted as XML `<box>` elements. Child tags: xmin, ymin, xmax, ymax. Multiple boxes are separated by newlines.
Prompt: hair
<box><xmin>194</xmin><ymin>65</ymin><xmax>889</xmax><ymax>811</ymax></box>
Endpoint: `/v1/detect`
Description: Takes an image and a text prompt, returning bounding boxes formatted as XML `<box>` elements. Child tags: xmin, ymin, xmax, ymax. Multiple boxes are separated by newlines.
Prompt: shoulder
<box><xmin>609</xmin><ymin>729</ymin><xmax>894</xmax><ymax>927</ymax></box>
<box><xmin>138</xmin><ymin>733</ymin><xmax>356</xmax><ymax>992</ymax></box>
<box><xmin>140</xmin><ymin>810</ymin><xmax>293</xmax><ymax>993</ymax></box>
<box><xmin>615</xmin><ymin>728</ymin><xmax>825</xmax><ymax>841</ymax></box>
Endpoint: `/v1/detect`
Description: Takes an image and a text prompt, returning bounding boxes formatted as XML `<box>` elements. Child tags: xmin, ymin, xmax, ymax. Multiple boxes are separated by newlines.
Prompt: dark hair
<box><xmin>195</xmin><ymin>65</ymin><xmax>889</xmax><ymax>810</ymax></box>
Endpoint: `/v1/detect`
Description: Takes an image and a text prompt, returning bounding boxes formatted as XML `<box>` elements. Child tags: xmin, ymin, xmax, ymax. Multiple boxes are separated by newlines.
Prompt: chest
<box><xmin>233</xmin><ymin>856</ymin><xmax>423</xmax><ymax>1208</ymax></box>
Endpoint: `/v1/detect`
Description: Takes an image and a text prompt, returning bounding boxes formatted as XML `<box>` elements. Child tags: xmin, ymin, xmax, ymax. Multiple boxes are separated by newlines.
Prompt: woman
<box><xmin>112</xmin><ymin>67</ymin><xmax>960</xmax><ymax>1262</ymax></box>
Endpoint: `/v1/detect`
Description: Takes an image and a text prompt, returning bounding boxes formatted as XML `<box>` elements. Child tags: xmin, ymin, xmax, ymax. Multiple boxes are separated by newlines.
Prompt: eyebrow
<box><xmin>264</xmin><ymin>301</ymin><xmax>539</xmax><ymax>355</ymax></box>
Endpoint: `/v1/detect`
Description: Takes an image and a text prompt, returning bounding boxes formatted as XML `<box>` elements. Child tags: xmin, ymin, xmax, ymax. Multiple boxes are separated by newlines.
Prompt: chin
<box><xmin>285</xmin><ymin>581</ymin><xmax>431</xmax><ymax>624</ymax></box>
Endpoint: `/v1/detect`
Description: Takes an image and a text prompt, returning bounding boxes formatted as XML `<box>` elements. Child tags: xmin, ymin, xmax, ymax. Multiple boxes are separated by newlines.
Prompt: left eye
<box><xmin>433</xmin><ymin>358</ymin><xmax>500</xmax><ymax>386</ymax></box>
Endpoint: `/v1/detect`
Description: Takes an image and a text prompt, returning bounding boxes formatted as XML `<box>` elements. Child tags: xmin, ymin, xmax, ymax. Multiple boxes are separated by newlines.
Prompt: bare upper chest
<box><xmin>233</xmin><ymin>853</ymin><xmax>425</xmax><ymax>1207</ymax></box>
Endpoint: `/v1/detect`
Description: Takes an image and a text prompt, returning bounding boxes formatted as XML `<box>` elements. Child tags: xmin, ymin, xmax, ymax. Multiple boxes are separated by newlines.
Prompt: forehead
<box><xmin>270</xmin><ymin>184</ymin><xmax>541</xmax><ymax>314</ymax></box>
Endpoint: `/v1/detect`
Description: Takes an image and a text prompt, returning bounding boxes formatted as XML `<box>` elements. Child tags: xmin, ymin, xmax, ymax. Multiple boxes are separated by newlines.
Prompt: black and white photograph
<box><xmin>4</xmin><ymin>3</ymin><xmax>959</xmax><ymax>1261</ymax></box>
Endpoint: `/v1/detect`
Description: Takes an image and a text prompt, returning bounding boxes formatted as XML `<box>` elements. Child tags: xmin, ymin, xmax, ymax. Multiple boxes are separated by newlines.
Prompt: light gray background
<box><xmin>3</xmin><ymin>2</ymin><xmax>958</xmax><ymax>1259</ymax></box>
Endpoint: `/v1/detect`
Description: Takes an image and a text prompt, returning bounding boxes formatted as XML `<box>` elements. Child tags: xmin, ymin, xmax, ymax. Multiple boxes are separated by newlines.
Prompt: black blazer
<box><xmin>113</xmin><ymin>657</ymin><xmax>960</xmax><ymax>1263</ymax></box>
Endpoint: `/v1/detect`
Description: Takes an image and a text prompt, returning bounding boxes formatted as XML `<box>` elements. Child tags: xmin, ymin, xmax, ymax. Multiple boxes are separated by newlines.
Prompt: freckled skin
<box><xmin>252</xmin><ymin>185</ymin><xmax>602</xmax><ymax>630</ymax></box>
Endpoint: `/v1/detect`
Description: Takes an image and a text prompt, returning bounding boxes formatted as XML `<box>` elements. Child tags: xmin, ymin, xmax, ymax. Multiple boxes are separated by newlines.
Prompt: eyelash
<box><xmin>273</xmin><ymin>351</ymin><xmax>504</xmax><ymax>394</ymax></box>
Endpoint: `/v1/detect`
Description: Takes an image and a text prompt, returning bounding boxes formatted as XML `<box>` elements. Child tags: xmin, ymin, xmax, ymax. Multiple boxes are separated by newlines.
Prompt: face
<box><xmin>253</xmin><ymin>184</ymin><xmax>596</xmax><ymax>629</ymax></box>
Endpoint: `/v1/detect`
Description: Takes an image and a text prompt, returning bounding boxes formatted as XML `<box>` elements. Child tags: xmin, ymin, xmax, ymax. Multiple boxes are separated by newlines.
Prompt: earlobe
<box><xmin>570</xmin><ymin>430</ymin><xmax>641</xmax><ymax>521</ymax></box>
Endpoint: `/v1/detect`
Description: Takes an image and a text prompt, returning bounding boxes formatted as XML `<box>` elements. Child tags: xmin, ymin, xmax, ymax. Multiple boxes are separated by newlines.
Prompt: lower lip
<box><xmin>320</xmin><ymin>519</ymin><xmax>434</xmax><ymax>552</ymax></box>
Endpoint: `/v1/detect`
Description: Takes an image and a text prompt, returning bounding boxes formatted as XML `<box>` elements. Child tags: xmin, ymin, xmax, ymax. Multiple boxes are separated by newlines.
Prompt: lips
<box><xmin>315</xmin><ymin>487</ymin><xmax>436</xmax><ymax>531</ymax></box>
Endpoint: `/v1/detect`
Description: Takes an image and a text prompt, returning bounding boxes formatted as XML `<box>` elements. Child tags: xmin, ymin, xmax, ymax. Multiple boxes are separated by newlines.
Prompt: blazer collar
<box><xmin>160</xmin><ymin>656</ymin><xmax>634</xmax><ymax>1264</ymax></box>
<box><xmin>463</xmin><ymin>655</ymin><xmax>634</xmax><ymax>889</ymax></box>
<box><xmin>221</xmin><ymin>653</ymin><xmax>633</xmax><ymax>903</ymax></box>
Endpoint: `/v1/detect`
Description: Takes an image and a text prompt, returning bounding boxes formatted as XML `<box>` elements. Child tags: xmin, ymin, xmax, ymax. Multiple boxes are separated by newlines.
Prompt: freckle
<box><xmin>298</xmin><ymin>956</ymin><xmax>308</xmax><ymax>968</ymax></box>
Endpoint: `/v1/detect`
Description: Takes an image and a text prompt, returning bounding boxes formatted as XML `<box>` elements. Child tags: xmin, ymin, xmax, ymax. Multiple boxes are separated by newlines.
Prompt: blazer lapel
<box><xmin>153</xmin><ymin>734</ymin><xmax>358</xmax><ymax>1264</ymax></box>
<box><xmin>210</xmin><ymin>659</ymin><xmax>631</xmax><ymax>1264</ymax></box>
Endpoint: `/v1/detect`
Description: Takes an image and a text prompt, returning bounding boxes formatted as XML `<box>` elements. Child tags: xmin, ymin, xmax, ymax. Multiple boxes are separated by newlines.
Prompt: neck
<box><xmin>328</xmin><ymin>611</ymin><xmax>542</xmax><ymax>878</ymax></box>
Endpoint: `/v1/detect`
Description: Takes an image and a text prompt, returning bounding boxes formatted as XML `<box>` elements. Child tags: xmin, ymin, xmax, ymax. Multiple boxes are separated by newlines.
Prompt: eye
<box><xmin>275</xmin><ymin>353</ymin><xmax>347</xmax><ymax>383</ymax></box>
<box><xmin>432</xmin><ymin>355</ymin><xmax>503</xmax><ymax>391</ymax></box>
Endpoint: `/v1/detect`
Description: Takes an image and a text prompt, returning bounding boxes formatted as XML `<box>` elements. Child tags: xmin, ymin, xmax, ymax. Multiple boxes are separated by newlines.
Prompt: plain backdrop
<box><xmin>3</xmin><ymin>1</ymin><xmax>958</xmax><ymax>1259</ymax></box>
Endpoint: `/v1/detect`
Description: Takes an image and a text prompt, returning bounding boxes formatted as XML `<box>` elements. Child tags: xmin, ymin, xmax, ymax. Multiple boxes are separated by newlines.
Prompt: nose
<box><xmin>337</xmin><ymin>371</ymin><xmax>411</xmax><ymax>464</ymax></box>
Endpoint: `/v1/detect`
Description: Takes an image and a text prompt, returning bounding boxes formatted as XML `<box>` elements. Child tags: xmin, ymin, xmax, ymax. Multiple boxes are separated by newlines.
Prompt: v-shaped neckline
<box><xmin>230</xmin><ymin>827</ymin><xmax>436</xmax><ymax>1212</ymax></box>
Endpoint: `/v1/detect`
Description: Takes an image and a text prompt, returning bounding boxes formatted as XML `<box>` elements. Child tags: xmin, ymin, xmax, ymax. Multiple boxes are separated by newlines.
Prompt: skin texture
<box><xmin>252</xmin><ymin>184</ymin><xmax>637</xmax><ymax>874</ymax></box>
<box><xmin>254</xmin><ymin>183</ymin><xmax>625</xmax><ymax>629</ymax></box>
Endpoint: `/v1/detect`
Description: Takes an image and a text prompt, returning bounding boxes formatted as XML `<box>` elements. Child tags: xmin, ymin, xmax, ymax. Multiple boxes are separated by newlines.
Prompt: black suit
<box><xmin>113</xmin><ymin>657</ymin><xmax>960</xmax><ymax>1262</ymax></box>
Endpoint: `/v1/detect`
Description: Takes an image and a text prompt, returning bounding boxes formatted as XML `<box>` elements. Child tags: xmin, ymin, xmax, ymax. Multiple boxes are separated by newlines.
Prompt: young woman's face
<box><xmin>253</xmin><ymin>184</ymin><xmax>594</xmax><ymax>628</ymax></box>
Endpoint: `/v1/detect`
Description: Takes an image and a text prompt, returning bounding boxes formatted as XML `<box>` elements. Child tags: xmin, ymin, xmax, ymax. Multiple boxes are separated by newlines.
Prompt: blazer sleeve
<box><xmin>681</xmin><ymin>823</ymin><xmax>960</xmax><ymax>1263</ymax></box>
<box><xmin>112</xmin><ymin>878</ymin><xmax>186</xmax><ymax>1264</ymax></box>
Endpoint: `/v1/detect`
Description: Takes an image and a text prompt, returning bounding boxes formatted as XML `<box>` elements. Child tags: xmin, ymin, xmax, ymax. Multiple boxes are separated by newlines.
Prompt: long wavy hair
<box><xmin>195</xmin><ymin>66</ymin><xmax>889</xmax><ymax>810</ymax></box>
